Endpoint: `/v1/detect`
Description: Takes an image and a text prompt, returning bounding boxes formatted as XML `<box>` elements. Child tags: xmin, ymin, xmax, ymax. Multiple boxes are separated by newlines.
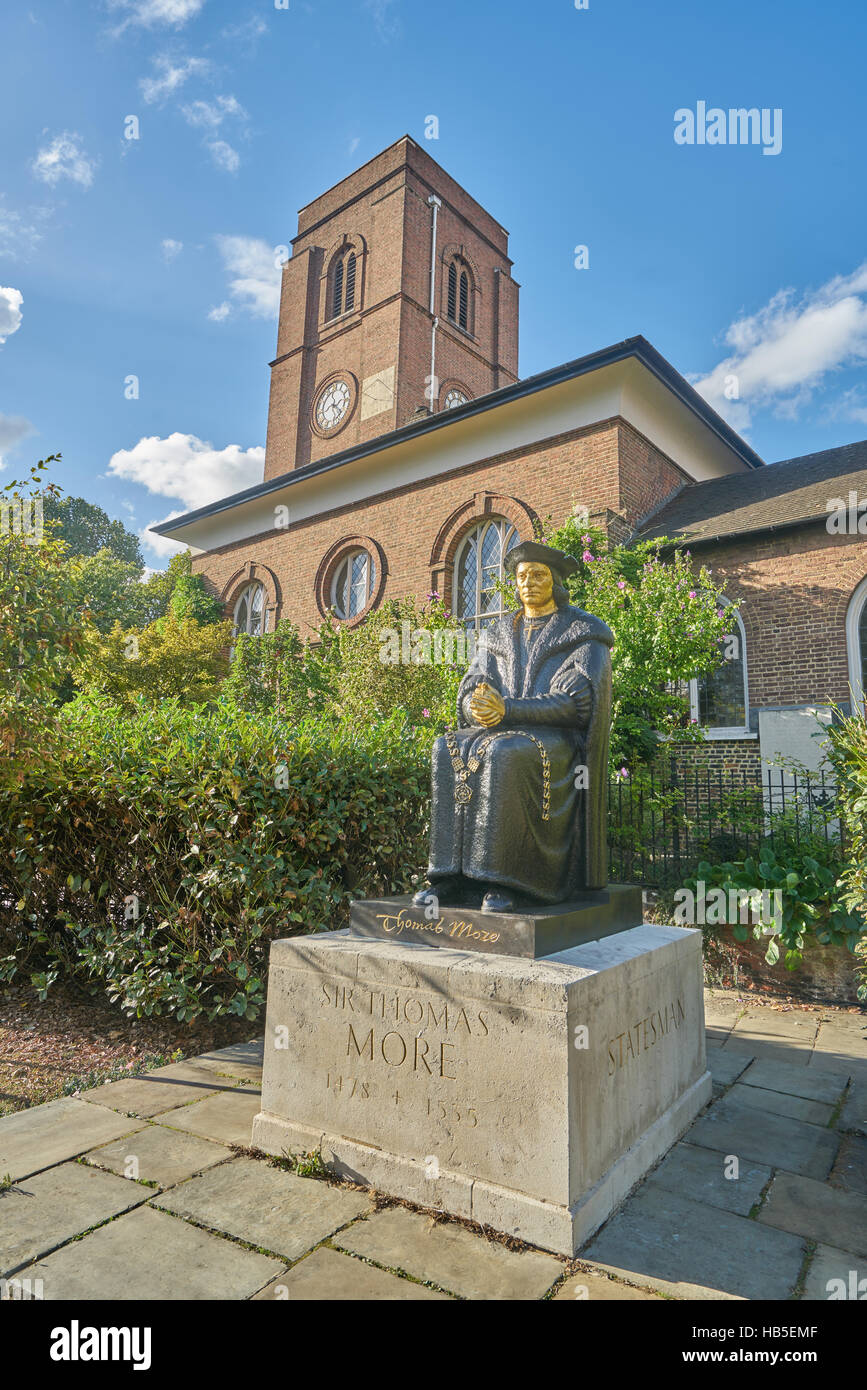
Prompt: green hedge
<box><xmin>0</xmin><ymin>697</ymin><xmax>432</xmax><ymax>1022</ymax></box>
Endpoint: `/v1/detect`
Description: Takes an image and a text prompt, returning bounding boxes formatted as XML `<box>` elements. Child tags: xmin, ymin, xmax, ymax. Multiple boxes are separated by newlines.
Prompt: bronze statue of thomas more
<box><xmin>413</xmin><ymin>542</ymin><xmax>614</xmax><ymax>915</ymax></box>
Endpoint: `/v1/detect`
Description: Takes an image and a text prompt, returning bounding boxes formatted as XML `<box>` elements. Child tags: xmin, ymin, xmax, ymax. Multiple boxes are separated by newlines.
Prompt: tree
<box><xmin>0</xmin><ymin>457</ymin><xmax>89</xmax><ymax>753</ymax></box>
<box><xmin>67</xmin><ymin>549</ymin><xmax>149</xmax><ymax>634</ymax></box>
<box><xmin>43</xmin><ymin>494</ymin><xmax>143</xmax><ymax>566</ymax></box>
<box><xmin>74</xmin><ymin>614</ymin><xmax>232</xmax><ymax>708</ymax></box>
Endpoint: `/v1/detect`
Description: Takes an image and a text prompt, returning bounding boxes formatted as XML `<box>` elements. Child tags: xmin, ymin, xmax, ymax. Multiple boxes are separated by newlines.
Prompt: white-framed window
<box><xmin>233</xmin><ymin>581</ymin><xmax>266</xmax><ymax>637</ymax></box>
<box><xmin>846</xmin><ymin>574</ymin><xmax>867</xmax><ymax>714</ymax></box>
<box><xmin>686</xmin><ymin>600</ymin><xmax>750</xmax><ymax>737</ymax></box>
<box><xmin>454</xmin><ymin>518</ymin><xmax>519</xmax><ymax>630</ymax></box>
<box><xmin>332</xmin><ymin>548</ymin><xmax>376</xmax><ymax>620</ymax></box>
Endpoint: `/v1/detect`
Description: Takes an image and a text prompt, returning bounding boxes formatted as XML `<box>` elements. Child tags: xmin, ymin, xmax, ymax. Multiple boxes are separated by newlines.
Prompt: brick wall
<box><xmin>693</xmin><ymin>526</ymin><xmax>867</xmax><ymax>710</ymax></box>
<box><xmin>192</xmin><ymin>414</ymin><xmax>694</xmax><ymax>642</ymax></box>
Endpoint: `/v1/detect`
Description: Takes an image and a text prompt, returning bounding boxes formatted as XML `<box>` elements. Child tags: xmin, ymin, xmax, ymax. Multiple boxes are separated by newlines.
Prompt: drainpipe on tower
<box><xmin>427</xmin><ymin>194</ymin><xmax>441</xmax><ymax>412</ymax></box>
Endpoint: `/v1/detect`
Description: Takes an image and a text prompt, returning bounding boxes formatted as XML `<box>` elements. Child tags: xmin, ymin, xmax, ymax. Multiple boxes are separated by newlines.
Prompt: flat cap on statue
<box><xmin>504</xmin><ymin>540</ymin><xmax>580</xmax><ymax>580</ymax></box>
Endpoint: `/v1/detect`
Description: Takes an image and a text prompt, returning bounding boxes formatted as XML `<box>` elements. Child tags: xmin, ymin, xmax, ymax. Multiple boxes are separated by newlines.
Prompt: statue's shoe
<box><xmin>411</xmin><ymin>876</ymin><xmax>463</xmax><ymax>908</ymax></box>
<box><xmin>480</xmin><ymin>888</ymin><xmax>515</xmax><ymax>913</ymax></box>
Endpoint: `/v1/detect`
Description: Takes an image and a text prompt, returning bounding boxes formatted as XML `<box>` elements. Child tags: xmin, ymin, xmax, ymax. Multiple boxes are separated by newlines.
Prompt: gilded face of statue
<box><xmin>515</xmin><ymin>561</ymin><xmax>554</xmax><ymax>611</ymax></box>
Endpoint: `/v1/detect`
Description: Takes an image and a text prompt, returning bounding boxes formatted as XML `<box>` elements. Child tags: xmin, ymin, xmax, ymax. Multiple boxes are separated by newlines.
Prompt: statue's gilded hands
<box><xmin>469</xmin><ymin>681</ymin><xmax>506</xmax><ymax>727</ymax></box>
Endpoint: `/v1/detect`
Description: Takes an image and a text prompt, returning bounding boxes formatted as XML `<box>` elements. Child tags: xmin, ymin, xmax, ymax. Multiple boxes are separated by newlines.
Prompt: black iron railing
<box><xmin>607</xmin><ymin>759</ymin><xmax>844</xmax><ymax>887</ymax></box>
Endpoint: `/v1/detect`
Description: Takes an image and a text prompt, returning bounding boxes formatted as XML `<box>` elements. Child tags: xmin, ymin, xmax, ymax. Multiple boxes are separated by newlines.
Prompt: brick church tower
<box><xmin>263</xmin><ymin>136</ymin><xmax>520</xmax><ymax>481</ymax></box>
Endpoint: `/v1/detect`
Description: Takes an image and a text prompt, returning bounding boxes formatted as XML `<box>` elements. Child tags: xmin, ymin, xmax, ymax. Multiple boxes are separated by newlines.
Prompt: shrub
<box><xmin>223</xmin><ymin>619</ymin><xmax>337</xmax><ymax>720</ymax></box>
<box><xmin>0</xmin><ymin>697</ymin><xmax>432</xmax><ymax>1021</ymax></box>
<box><xmin>826</xmin><ymin>711</ymin><xmax>867</xmax><ymax>997</ymax></box>
<box><xmin>544</xmin><ymin>514</ymin><xmax>736</xmax><ymax>769</ymax></box>
<box><xmin>684</xmin><ymin>838</ymin><xmax>864</xmax><ymax>971</ymax></box>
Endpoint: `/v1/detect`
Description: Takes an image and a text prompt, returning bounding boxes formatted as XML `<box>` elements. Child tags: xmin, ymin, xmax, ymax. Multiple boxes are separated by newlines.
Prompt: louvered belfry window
<box><xmin>344</xmin><ymin>252</ymin><xmax>356</xmax><ymax>311</ymax></box>
<box><xmin>330</xmin><ymin>248</ymin><xmax>357</xmax><ymax>320</ymax></box>
<box><xmin>447</xmin><ymin>262</ymin><xmax>458</xmax><ymax>322</ymax></box>
<box><xmin>447</xmin><ymin>259</ymin><xmax>470</xmax><ymax>331</ymax></box>
<box><xmin>332</xmin><ymin>258</ymin><xmax>344</xmax><ymax>319</ymax></box>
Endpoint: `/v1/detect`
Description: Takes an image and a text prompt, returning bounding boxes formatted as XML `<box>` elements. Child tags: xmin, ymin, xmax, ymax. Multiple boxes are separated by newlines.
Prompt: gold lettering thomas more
<box><xmin>375</xmin><ymin>909</ymin><xmax>500</xmax><ymax>945</ymax></box>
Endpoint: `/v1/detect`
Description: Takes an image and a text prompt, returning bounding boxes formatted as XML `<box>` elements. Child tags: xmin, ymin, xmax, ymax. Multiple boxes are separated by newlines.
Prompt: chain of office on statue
<box><xmin>444</xmin><ymin>727</ymin><xmax>551</xmax><ymax>821</ymax></box>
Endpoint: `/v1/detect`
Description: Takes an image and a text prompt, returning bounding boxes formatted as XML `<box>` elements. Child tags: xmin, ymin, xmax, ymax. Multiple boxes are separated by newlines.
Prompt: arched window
<box><xmin>329</xmin><ymin>248</ymin><xmax>357</xmax><ymax>320</ymax></box>
<box><xmin>689</xmin><ymin>600</ymin><xmax>749</xmax><ymax>734</ymax></box>
<box><xmin>332</xmin><ymin>548</ymin><xmax>376</xmax><ymax>621</ymax></box>
<box><xmin>447</xmin><ymin>259</ymin><xmax>471</xmax><ymax>332</ymax></box>
<box><xmin>846</xmin><ymin>575</ymin><xmax>867</xmax><ymax>714</ymax></box>
<box><xmin>454</xmin><ymin>518</ymin><xmax>519</xmax><ymax>630</ymax></box>
<box><xmin>234</xmin><ymin>581</ymin><xmax>266</xmax><ymax>637</ymax></box>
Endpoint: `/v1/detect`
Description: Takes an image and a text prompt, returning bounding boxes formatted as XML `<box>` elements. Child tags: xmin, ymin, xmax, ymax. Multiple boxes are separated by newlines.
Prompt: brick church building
<box><xmin>154</xmin><ymin>136</ymin><xmax>867</xmax><ymax>773</ymax></box>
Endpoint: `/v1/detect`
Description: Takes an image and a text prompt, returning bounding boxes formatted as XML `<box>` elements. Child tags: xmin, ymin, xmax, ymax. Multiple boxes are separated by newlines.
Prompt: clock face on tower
<box><xmin>314</xmin><ymin>378</ymin><xmax>352</xmax><ymax>433</ymax></box>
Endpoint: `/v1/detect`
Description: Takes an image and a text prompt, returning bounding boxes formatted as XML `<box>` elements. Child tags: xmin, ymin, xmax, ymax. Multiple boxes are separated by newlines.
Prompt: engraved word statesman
<box><xmin>413</xmin><ymin>541</ymin><xmax>614</xmax><ymax>915</ymax></box>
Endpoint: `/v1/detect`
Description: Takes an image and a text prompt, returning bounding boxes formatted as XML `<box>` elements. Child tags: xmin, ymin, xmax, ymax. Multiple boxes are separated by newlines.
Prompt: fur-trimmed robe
<box><xmin>426</xmin><ymin>604</ymin><xmax>613</xmax><ymax>901</ymax></box>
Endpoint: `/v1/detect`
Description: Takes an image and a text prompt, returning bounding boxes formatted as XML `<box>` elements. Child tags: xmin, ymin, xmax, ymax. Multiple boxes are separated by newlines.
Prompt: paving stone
<box><xmin>154</xmin><ymin>1157</ymin><xmax>371</xmax><ymax>1261</ymax></box>
<box><xmin>82</xmin><ymin>1061</ymin><xmax>231</xmax><ymax>1119</ymax></box>
<box><xmin>758</xmin><ymin>1172</ymin><xmax>867</xmax><ymax>1258</ymax></box>
<box><xmin>738</xmin><ymin>1057</ymin><xmax>850</xmax><ymax>1105</ymax></box>
<box><xmin>812</xmin><ymin>1016</ymin><xmax>867</xmax><ymax>1070</ymax></box>
<box><xmin>84</xmin><ymin>1124</ymin><xmax>234</xmax><ymax>1187</ymax></box>
<box><xmin>582</xmin><ymin>1188</ymin><xmax>804</xmax><ymax>1300</ymax></box>
<box><xmin>158</xmin><ymin>1085</ymin><xmax>262</xmax><ymax>1145</ymax></box>
<box><xmin>0</xmin><ymin>1162</ymin><xmax>149</xmax><ymax>1277</ymax></box>
<box><xmin>727</xmin><ymin>1082</ymin><xmax>835</xmax><ymax>1128</ymax></box>
<box><xmin>707</xmin><ymin>1048</ymin><xmax>753</xmax><ymax>1089</ymax></box>
<box><xmin>839</xmin><ymin>1078</ymin><xmax>867</xmax><ymax>1136</ymax></box>
<box><xmin>0</xmin><ymin>1099</ymin><xmax>146</xmax><ymax>1182</ymax></box>
<box><xmin>686</xmin><ymin>1095</ymin><xmax>840</xmax><ymax>1179</ymax></box>
<box><xmin>730</xmin><ymin>1009</ymin><xmax>820</xmax><ymax>1047</ymax></box>
<box><xmin>830</xmin><ymin>1134</ymin><xmax>867</xmax><ymax>1197</ymax></box>
<box><xmin>642</xmin><ymin>1141</ymin><xmax>771</xmax><ymax>1217</ymax></box>
<box><xmin>17</xmin><ymin>1203</ymin><xmax>283</xmax><ymax>1300</ymax></box>
<box><xmin>703</xmin><ymin>993</ymin><xmax>742</xmax><ymax>1043</ymax></box>
<box><xmin>720</xmin><ymin>1037</ymin><xmax>811</xmax><ymax>1067</ymax></box>
<box><xmin>333</xmin><ymin>1206</ymin><xmax>562</xmax><ymax>1300</ymax></box>
<box><xmin>253</xmin><ymin>1246</ymin><xmax>450</xmax><ymax>1300</ymax></box>
<box><xmin>554</xmin><ymin>1268</ymin><xmax>663</xmax><ymax>1300</ymax></box>
<box><xmin>191</xmin><ymin>1039</ymin><xmax>264</xmax><ymax>1084</ymax></box>
<box><xmin>801</xmin><ymin>1244</ymin><xmax>867</xmax><ymax>1301</ymax></box>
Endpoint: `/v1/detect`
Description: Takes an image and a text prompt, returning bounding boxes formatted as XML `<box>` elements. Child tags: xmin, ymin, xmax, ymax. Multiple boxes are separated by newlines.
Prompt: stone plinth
<box><xmin>251</xmin><ymin>924</ymin><xmax>711</xmax><ymax>1256</ymax></box>
<box><xmin>348</xmin><ymin>884</ymin><xmax>643</xmax><ymax>959</ymax></box>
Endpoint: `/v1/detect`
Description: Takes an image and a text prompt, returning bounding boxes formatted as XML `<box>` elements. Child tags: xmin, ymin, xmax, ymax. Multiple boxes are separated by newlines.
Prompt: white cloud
<box><xmin>207</xmin><ymin>139</ymin><xmax>240</xmax><ymax>173</ymax></box>
<box><xmin>0</xmin><ymin>412</ymin><xmax>35</xmax><ymax>465</ymax></box>
<box><xmin>108</xmin><ymin>0</ymin><xmax>206</xmax><ymax>31</ymax></box>
<box><xmin>208</xmin><ymin>301</ymin><xmax>231</xmax><ymax>322</ymax></box>
<box><xmin>31</xmin><ymin>132</ymin><xmax>97</xmax><ymax>188</ymax></box>
<box><xmin>214</xmin><ymin>234</ymin><xmax>281</xmax><ymax>318</ymax></box>
<box><xmin>0</xmin><ymin>287</ymin><xmax>23</xmax><ymax>343</ymax></box>
<box><xmin>220</xmin><ymin>14</ymin><xmax>266</xmax><ymax>49</ymax></box>
<box><xmin>141</xmin><ymin>511</ymin><xmax>188</xmax><ymax>558</ymax></box>
<box><xmin>364</xmin><ymin>0</ymin><xmax>401</xmax><ymax>39</ymax></box>
<box><xmin>348</xmin><ymin>136</ymin><xmax>361</xmax><ymax>156</ymax></box>
<box><xmin>822</xmin><ymin>386</ymin><xmax>867</xmax><ymax>428</ymax></box>
<box><xmin>182</xmin><ymin>95</ymin><xmax>246</xmax><ymax>129</ymax></box>
<box><xmin>694</xmin><ymin>263</ymin><xmax>867</xmax><ymax>430</ymax></box>
<box><xmin>109</xmin><ymin>432</ymin><xmax>264</xmax><ymax>512</ymax></box>
<box><xmin>0</xmin><ymin>201</ymin><xmax>47</xmax><ymax>259</ymax></box>
<box><xmin>161</xmin><ymin>237</ymin><xmax>183</xmax><ymax>261</ymax></box>
<box><xmin>139</xmin><ymin>54</ymin><xmax>209</xmax><ymax>104</ymax></box>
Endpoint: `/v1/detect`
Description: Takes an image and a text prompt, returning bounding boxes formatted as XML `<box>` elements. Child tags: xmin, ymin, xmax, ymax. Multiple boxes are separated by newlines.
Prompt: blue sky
<box><xmin>2</xmin><ymin>0</ymin><xmax>866</xmax><ymax>566</ymax></box>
